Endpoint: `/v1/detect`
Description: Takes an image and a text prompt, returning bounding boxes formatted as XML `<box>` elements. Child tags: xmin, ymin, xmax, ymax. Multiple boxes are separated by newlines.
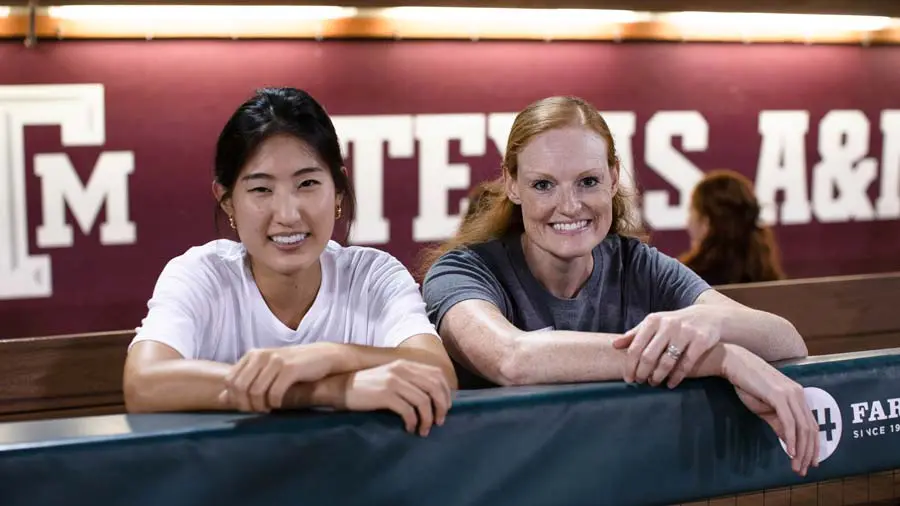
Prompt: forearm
<box><xmin>711</xmin><ymin>306</ymin><xmax>808</xmax><ymax>361</ymax></box>
<box><xmin>503</xmin><ymin>331</ymin><xmax>727</xmax><ymax>385</ymax></box>
<box><xmin>123</xmin><ymin>359</ymin><xmax>231</xmax><ymax>413</ymax></box>
<box><xmin>325</xmin><ymin>341</ymin><xmax>457</xmax><ymax>389</ymax></box>
<box><xmin>281</xmin><ymin>373</ymin><xmax>351</xmax><ymax>410</ymax></box>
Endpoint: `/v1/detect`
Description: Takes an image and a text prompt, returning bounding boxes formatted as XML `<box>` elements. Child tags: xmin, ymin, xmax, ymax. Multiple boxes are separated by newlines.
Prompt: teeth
<box><xmin>552</xmin><ymin>221</ymin><xmax>588</xmax><ymax>232</ymax></box>
<box><xmin>270</xmin><ymin>233</ymin><xmax>308</xmax><ymax>245</ymax></box>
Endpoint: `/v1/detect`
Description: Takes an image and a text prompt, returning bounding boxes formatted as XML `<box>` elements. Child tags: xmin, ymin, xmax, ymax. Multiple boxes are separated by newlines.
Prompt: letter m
<box><xmin>0</xmin><ymin>84</ymin><xmax>108</xmax><ymax>299</ymax></box>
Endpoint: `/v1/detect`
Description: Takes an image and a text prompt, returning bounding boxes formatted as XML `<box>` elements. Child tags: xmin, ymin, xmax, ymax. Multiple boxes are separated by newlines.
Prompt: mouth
<box><xmin>268</xmin><ymin>233</ymin><xmax>309</xmax><ymax>249</ymax></box>
<box><xmin>549</xmin><ymin>220</ymin><xmax>592</xmax><ymax>234</ymax></box>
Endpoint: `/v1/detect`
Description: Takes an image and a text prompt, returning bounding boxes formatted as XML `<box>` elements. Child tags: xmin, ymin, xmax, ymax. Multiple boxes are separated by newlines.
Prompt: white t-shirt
<box><xmin>131</xmin><ymin>239</ymin><xmax>440</xmax><ymax>364</ymax></box>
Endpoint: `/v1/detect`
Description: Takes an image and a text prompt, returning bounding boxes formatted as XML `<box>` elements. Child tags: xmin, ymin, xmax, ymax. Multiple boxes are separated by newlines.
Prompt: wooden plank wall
<box><xmin>0</xmin><ymin>330</ymin><xmax>132</xmax><ymax>422</ymax></box>
<box><xmin>717</xmin><ymin>272</ymin><xmax>900</xmax><ymax>357</ymax></box>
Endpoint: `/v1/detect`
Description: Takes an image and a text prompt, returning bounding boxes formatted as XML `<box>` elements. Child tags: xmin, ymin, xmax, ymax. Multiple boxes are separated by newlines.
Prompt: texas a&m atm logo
<box><xmin>0</xmin><ymin>84</ymin><xmax>136</xmax><ymax>300</ymax></box>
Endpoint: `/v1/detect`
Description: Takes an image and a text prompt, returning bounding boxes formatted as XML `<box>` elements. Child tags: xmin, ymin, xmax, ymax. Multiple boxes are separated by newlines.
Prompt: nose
<box><xmin>558</xmin><ymin>185</ymin><xmax>582</xmax><ymax>216</ymax></box>
<box><xmin>272</xmin><ymin>189</ymin><xmax>302</xmax><ymax>225</ymax></box>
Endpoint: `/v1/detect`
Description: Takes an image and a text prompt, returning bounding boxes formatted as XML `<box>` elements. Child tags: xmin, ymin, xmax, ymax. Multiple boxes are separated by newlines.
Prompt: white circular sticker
<box><xmin>778</xmin><ymin>387</ymin><xmax>842</xmax><ymax>463</ymax></box>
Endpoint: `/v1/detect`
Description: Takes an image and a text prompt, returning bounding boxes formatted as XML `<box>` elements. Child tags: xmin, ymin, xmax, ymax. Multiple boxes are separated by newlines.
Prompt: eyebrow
<box><xmin>240</xmin><ymin>166</ymin><xmax>325</xmax><ymax>182</ymax></box>
<box><xmin>525</xmin><ymin>168</ymin><xmax>604</xmax><ymax>179</ymax></box>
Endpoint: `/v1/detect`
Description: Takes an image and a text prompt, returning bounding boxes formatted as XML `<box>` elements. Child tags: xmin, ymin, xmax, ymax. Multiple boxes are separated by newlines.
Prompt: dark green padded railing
<box><xmin>0</xmin><ymin>348</ymin><xmax>898</xmax><ymax>506</ymax></box>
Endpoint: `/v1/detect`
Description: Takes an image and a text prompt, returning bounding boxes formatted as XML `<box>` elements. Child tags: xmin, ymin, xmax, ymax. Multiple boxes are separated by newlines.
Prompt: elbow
<box><xmin>775</xmin><ymin>315</ymin><xmax>808</xmax><ymax>360</ymax></box>
<box><xmin>495</xmin><ymin>338</ymin><xmax>532</xmax><ymax>386</ymax></box>
<box><xmin>787</xmin><ymin>319</ymin><xmax>809</xmax><ymax>358</ymax></box>
<box><xmin>122</xmin><ymin>369</ymin><xmax>158</xmax><ymax>413</ymax></box>
<box><xmin>496</xmin><ymin>361</ymin><xmax>523</xmax><ymax>387</ymax></box>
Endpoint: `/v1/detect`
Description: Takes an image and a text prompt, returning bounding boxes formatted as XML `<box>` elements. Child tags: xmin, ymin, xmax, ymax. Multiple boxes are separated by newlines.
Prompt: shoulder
<box><xmin>323</xmin><ymin>240</ymin><xmax>404</xmax><ymax>273</ymax></box>
<box><xmin>602</xmin><ymin>234</ymin><xmax>673</xmax><ymax>270</ymax></box>
<box><xmin>321</xmin><ymin>241</ymin><xmax>416</xmax><ymax>292</ymax></box>
<box><xmin>156</xmin><ymin>239</ymin><xmax>245</xmax><ymax>294</ymax></box>
<box><xmin>425</xmin><ymin>240</ymin><xmax>504</xmax><ymax>278</ymax></box>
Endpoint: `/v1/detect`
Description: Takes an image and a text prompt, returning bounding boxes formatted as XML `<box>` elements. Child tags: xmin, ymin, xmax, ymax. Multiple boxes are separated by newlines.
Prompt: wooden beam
<box><xmin>0</xmin><ymin>0</ymin><xmax>893</xmax><ymax>17</ymax></box>
<box><xmin>4</xmin><ymin>0</ymin><xmax>900</xmax><ymax>17</ymax></box>
<box><xmin>2</xmin><ymin>11</ymin><xmax>899</xmax><ymax>44</ymax></box>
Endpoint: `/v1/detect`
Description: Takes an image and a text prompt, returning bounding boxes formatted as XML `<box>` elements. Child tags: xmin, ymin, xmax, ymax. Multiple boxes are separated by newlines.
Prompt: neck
<box><xmin>520</xmin><ymin>234</ymin><xmax>593</xmax><ymax>299</ymax></box>
<box><xmin>250</xmin><ymin>258</ymin><xmax>322</xmax><ymax>330</ymax></box>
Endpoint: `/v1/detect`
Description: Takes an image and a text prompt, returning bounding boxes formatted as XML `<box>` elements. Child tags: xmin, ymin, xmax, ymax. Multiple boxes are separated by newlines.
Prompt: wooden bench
<box><xmin>717</xmin><ymin>271</ymin><xmax>900</xmax><ymax>356</ymax></box>
<box><xmin>1</xmin><ymin>273</ymin><xmax>899</xmax><ymax>505</ymax></box>
<box><xmin>0</xmin><ymin>330</ymin><xmax>133</xmax><ymax>422</ymax></box>
<box><xmin>1</xmin><ymin>271</ymin><xmax>898</xmax><ymax>425</ymax></box>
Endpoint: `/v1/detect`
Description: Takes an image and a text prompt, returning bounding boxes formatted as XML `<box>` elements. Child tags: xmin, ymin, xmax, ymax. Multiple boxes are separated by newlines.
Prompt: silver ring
<box><xmin>665</xmin><ymin>344</ymin><xmax>682</xmax><ymax>360</ymax></box>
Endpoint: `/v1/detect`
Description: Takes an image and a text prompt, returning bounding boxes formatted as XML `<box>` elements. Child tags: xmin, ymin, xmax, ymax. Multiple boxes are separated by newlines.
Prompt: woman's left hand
<box><xmin>613</xmin><ymin>306</ymin><xmax>723</xmax><ymax>388</ymax></box>
<box><xmin>222</xmin><ymin>343</ymin><xmax>339</xmax><ymax>412</ymax></box>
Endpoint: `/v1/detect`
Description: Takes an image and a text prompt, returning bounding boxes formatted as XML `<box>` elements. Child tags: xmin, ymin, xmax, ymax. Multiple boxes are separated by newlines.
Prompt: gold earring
<box><xmin>228</xmin><ymin>215</ymin><xmax>236</xmax><ymax>230</ymax></box>
<box><xmin>335</xmin><ymin>205</ymin><xmax>342</xmax><ymax>220</ymax></box>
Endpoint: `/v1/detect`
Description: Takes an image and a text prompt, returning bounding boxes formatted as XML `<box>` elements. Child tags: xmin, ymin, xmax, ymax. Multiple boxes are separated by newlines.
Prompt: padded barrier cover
<box><xmin>1</xmin><ymin>349</ymin><xmax>899</xmax><ymax>506</ymax></box>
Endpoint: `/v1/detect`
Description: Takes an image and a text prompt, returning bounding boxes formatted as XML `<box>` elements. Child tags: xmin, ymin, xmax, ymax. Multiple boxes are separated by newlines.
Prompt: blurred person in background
<box><xmin>680</xmin><ymin>170</ymin><xmax>785</xmax><ymax>286</ymax></box>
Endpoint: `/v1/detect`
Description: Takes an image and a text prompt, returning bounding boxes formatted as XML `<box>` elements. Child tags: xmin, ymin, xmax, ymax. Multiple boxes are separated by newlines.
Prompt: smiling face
<box><xmin>506</xmin><ymin>125</ymin><xmax>619</xmax><ymax>261</ymax></box>
<box><xmin>216</xmin><ymin>133</ymin><xmax>341</xmax><ymax>278</ymax></box>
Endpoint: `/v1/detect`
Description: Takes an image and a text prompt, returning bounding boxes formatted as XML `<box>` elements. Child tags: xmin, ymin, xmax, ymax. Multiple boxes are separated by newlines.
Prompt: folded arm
<box><xmin>123</xmin><ymin>341</ymin><xmax>231</xmax><ymax>413</ymax></box>
<box><xmin>247</xmin><ymin>334</ymin><xmax>456</xmax><ymax>411</ymax></box>
<box><xmin>438</xmin><ymin>299</ymin><xmax>727</xmax><ymax>386</ymax></box>
<box><xmin>317</xmin><ymin>334</ymin><xmax>458</xmax><ymax>390</ymax></box>
<box><xmin>691</xmin><ymin>289</ymin><xmax>808</xmax><ymax>361</ymax></box>
<box><xmin>124</xmin><ymin>334</ymin><xmax>456</xmax><ymax>413</ymax></box>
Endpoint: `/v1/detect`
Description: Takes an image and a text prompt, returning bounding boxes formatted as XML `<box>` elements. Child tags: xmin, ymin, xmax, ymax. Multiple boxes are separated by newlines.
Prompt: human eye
<box><xmin>580</xmin><ymin>176</ymin><xmax>601</xmax><ymax>188</ymax></box>
<box><xmin>298</xmin><ymin>179</ymin><xmax>321</xmax><ymax>189</ymax></box>
<box><xmin>531</xmin><ymin>179</ymin><xmax>554</xmax><ymax>192</ymax></box>
<box><xmin>248</xmin><ymin>186</ymin><xmax>271</xmax><ymax>194</ymax></box>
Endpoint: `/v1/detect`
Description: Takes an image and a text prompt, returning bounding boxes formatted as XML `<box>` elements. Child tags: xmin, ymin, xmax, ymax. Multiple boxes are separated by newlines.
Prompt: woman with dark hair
<box><xmin>125</xmin><ymin>88</ymin><xmax>455</xmax><ymax>437</ymax></box>
<box><xmin>680</xmin><ymin>169</ymin><xmax>785</xmax><ymax>286</ymax></box>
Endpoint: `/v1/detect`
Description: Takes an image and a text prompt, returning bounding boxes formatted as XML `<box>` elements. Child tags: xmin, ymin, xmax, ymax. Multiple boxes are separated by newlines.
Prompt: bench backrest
<box><xmin>717</xmin><ymin>272</ymin><xmax>900</xmax><ymax>356</ymax></box>
<box><xmin>0</xmin><ymin>330</ymin><xmax>133</xmax><ymax>421</ymax></box>
<box><xmin>1</xmin><ymin>272</ymin><xmax>899</xmax><ymax>422</ymax></box>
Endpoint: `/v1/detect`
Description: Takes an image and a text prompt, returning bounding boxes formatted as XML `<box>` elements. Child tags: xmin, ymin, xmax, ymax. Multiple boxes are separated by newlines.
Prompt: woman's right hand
<box><xmin>720</xmin><ymin>344</ymin><xmax>820</xmax><ymax>477</ymax></box>
<box><xmin>340</xmin><ymin>359</ymin><xmax>452</xmax><ymax>437</ymax></box>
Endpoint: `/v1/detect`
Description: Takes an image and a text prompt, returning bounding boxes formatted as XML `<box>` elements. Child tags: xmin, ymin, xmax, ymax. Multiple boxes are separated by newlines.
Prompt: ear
<box><xmin>504</xmin><ymin>167</ymin><xmax>521</xmax><ymax>205</ymax></box>
<box><xmin>335</xmin><ymin>166</ymin><xmax>348</xmax><ymax>207</ymax></box>
<box><xmin>212</xmin><ymin>181</ymin><xmax>233</xmax><ymax>216</ymax></box>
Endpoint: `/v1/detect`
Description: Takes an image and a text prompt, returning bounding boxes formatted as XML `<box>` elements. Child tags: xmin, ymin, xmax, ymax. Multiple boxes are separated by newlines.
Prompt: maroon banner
<box><xmin>0</xmin><ymin>39</ymin><xmax>898</xmax><ymax>338</ymax></box>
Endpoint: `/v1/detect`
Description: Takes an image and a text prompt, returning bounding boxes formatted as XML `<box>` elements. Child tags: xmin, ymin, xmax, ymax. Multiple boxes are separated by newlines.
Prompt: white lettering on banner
<box><xmin>755</xmin><ymin>111</ymin><xmax>813</xmax><ymax>225</ymax></box>
<box><xmin>851</xmin><ymin>398</ymin><xmax>900</xmax><ymax>424</ymax></box>
<box><xmin>0</xmin><ymin>84</ymin><xmax>137</xmax><ymax>300</ymax></box>
<box><xmin>329</xmin><ymin>108</ymin><xmax>897</xmax><ymax>246</ymax></box>
<box><xmin>602</xmin><ymin>112</ymin><xmax>638</xmax><ymax>193</ymax></box>
<box><xmin>481</xmin><ymin>112</ymin><xmax>516</xmax><ymax>215</ymax></box>
<box><xmin>412</xmin><ymin>114</ymin><xmax>484</xmax><ymax>242</ymax></box>
<box><xmin>35</xmin><ymin>152</ymin><xmax>135</xmax><ymax>248</ymax></box>
<box><xmin>5</xmin><ymin>82</ymin><xmax>898</xmax><ymax>303</ymax></box>
<box><xmin>486</xmin><ymin>113</ymin><xmax>516</xmax><ymax>157</ymax></box>
<box><xmin>601</xmin><ymin>112</ymin><xmax>643</xmax><ymax>225</ymax></box>
<box><xmin>333</xmin><ymin>115</ymin><xmax>414</xmax><ymax>245</ymax></box>
<box><xmin>877</xmin><ymin>110</ymin><xmax>900</xmax><ymax>219</ymax></box>
<box><xmin>812</xmin><ymin>110</ymin><xmax>877</xmax><ymax>222</ymax></box>
<box><xmin>643</xmin><ymin>111</ymin><xmax>707</xmax><ymax>230</ymax></box>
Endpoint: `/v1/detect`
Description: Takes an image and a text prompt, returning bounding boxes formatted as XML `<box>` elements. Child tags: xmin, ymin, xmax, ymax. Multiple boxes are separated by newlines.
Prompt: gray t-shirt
<box><xmin>422</xmin><ymin>234</ymin><xmax>710</xmax><ymax>386</ymax></box>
